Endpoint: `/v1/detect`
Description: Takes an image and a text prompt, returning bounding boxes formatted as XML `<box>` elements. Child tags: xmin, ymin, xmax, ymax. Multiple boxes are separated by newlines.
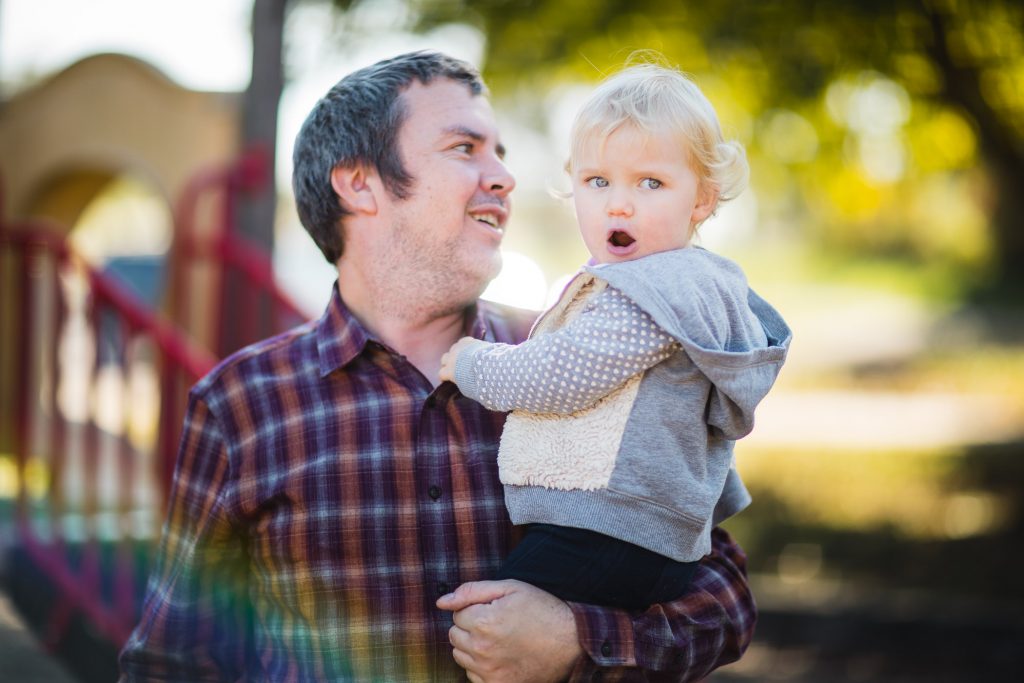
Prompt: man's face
<box><xmin>373</xmin><ymin>79</ymin><xmax>515</xmax><ymax>307</ymax></box>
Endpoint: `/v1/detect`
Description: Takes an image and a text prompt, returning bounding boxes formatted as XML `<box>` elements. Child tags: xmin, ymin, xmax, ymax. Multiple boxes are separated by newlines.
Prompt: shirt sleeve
<box><xmin>118</xmin><ymin>390</ymin><xmax>250</xmax><ymax>682</ymax></box>
<box><xmin>565</xmin><ymin>528</ymin><xmax>756</xmax><ymax>682</ymax></box>
<box><xmin>453</xmin><ymin>286</ymin><xmax>677</xmax><ymax>413</ymax></box>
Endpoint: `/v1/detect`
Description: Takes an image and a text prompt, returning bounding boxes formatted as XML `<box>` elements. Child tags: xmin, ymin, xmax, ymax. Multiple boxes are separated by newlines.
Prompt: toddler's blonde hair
<box><xmin>570</xmin><ymin>61</ymin><xmax>749</xmax><ymax>217</ymax></box>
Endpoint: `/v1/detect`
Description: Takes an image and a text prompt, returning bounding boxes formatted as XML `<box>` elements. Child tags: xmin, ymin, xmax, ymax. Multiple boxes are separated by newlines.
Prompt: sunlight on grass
<box><xmin>738</xmin><ymin>447</ymin><xmax>1012</xmax><ymax>540</ymax></box>
<box><xmin>801</xmin><ymin>251</ymin><xmax>981</xmax><ymax>302</ymax></box>
<box><xmin>797</xmin><ymin>347</ymin><xmax>1024</xmax><ymax>404</ymax></box>
<box><xmin>726</xmin><ymin>243</ymin><xmax>981</xmax><ymax>305</ymax></box>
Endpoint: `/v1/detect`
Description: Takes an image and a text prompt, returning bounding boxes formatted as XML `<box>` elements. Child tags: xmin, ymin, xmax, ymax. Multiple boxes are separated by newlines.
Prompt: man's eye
<box><xmin>641</xmin><ymin>178</ymin><xmax>662</xmax><ymax>189</ymax></box>
<box><xmin>586</xmin><ymin>177</ymin><xmax>609</xmax><ymax>188</ymax></box>
<box><xmin>454</xmin><ymin>143</ymin><xmax>473</xmax><ymax>153</ymax></box>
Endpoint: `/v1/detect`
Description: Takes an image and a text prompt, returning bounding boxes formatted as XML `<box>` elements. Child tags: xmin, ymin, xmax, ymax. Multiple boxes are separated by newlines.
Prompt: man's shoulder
<box><xmin>478</xmin><ymin>299</ymin><xmax>539</xmax><ymax>344</ymax></box>
<box><xmin>192</xmin><ymin>319</ymin><xmax>320</xmax><ymax>402</ymax></box>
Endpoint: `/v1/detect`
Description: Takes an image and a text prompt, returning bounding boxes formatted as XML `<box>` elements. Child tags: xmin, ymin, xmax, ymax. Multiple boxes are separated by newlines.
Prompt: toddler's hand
<box><xmin>439</xmin><ymin>336</ymin><xmax>478</xmax><ymax>383</ymax></box>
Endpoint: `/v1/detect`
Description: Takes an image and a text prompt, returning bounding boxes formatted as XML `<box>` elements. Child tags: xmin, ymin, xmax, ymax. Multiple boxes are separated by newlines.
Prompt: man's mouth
<box><xmin>470</xmin><ymin>211</ymin><xmax>501</xmax><ymax>229</ymax></box>
<box><xmin>468</xmin><ymin>199</ymin><xmax>508</xmax><ymax>237</ymax></box>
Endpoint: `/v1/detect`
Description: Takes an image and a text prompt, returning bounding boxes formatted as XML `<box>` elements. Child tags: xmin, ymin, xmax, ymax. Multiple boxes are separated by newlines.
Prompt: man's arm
<box><xmin>443</xmin><ymin>286</ymin><xmax>677</xmax><ymax>413</ymax></box>
<box><xmin>437</xmin><ymin>528</ymin><xmax>755</xmax><ymax>682</ymax></box>
<box><xmin>566</xmin><ymin>527</ymin><xmax>755</xmax><ymax>681</ymax></box>
<box><xmin>119</xmin><ymin>391</ymin><xmax>250</xmax><ymax>682</ymax></box>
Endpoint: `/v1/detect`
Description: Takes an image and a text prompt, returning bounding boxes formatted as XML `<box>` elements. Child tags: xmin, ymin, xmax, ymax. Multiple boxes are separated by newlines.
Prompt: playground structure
<box><xmin>0</xmin><ymin>54</ymin><xmax>307</xmax><ymax>680</ymax></box>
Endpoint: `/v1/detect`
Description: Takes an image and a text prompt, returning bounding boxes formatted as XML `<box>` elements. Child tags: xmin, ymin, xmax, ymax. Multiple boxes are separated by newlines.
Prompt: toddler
<box><xmin>439</xmin><ymin>62</ymin><xmax>791</xmax><ymax>610</ymax></box>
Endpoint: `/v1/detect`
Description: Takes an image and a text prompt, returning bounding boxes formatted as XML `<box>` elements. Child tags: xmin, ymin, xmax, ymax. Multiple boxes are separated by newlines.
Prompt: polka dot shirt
<box><xmin>465</xmin><ymin>286</ymin><xmax>678</xmax><ymax>414</ymax></box>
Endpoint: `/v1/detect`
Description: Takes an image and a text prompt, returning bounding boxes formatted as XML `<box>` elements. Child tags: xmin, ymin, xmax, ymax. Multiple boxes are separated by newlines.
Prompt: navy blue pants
<box><xmin>496</xmin><ymin>524</ymin><xmax>698</xmax><ymax>611</ymax></box>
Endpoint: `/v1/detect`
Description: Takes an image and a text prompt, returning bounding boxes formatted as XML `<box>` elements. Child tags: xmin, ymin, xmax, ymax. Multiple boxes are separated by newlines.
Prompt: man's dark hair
<box><xmin>292</xmin><ymin>51</ymin><xmax>487</xmax><ymax>264</ymax></box>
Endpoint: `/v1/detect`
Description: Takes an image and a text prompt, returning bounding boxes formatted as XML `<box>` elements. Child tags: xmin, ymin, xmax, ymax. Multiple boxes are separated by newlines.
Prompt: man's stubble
<box><xmin>367</xmin><ymin>213</ymin><xmax>502</xmax><ymax>323</ymax></box>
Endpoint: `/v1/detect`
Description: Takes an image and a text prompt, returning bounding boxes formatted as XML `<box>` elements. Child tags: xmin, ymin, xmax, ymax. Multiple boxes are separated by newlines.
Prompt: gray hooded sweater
<box><xmin>453</xmin><ymin>247</ymin><xmax>791</xmax><ymax>562</ymax></box>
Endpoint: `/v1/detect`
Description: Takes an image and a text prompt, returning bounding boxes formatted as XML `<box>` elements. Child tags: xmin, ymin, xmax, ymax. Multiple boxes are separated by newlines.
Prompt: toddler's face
<box><xmin>571</xmin><ymin>124</ymin><xmax>714</xmax><ymax>264</ymax></box>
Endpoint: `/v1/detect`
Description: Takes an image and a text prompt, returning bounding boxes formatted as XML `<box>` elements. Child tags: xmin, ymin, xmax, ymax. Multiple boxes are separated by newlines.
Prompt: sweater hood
<box><xmin>584</xmin><ymin>247</ymin><xmax>791</xmax><ymax>440</ymax></box>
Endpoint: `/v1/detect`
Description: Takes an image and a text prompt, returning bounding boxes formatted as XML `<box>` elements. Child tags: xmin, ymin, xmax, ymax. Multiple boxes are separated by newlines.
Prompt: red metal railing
<box><xmin>0</xmin><ymin>221</ymin><xmax>217</xmax><ymax>648</ymax></box>
<box><xmin>172</xmin><ymin>148</ymin><xmax>309</xmax><ymax>362</ymax></box>
<box><xmin>0</xmin><ymin>153</ymin><xmax>311</xmax><ymax>662</ymax></box>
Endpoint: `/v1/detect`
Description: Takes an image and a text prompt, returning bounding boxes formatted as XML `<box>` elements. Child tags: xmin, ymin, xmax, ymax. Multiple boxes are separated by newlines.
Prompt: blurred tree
<box><xmin>232</xmin><ymin>0</ymin><xmax>352</xmax><ymax>352</ymax></box>
<box><xmin>399</xmin><ymin>0</ymin><xmax>1024</xmax><ymax>297</ymax></box>
<box><xmin>243</xmin><ymin>0</ymin><xmax>357</xmax><ymax>253</ymax></box>
<box><xmin>240</xmin><ymin>0</ymin><xmax>290</xmax><ymax>253</ymax></box>
<box><xmin>222</xmin><ymin>0</ymin><xmax>291</xmax><ymax>355</ymax></box>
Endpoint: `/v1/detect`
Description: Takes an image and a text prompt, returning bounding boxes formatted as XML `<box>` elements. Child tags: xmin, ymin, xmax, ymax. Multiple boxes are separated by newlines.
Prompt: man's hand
<box><xmin>436</xmin><ymin>580</ymin><xmax>582</xmax><ymax>683</ymax></box>
<box><xmin>439</xmin><ymin>336</ymin><xmax>479</xmax><ymax>383</ymax></box>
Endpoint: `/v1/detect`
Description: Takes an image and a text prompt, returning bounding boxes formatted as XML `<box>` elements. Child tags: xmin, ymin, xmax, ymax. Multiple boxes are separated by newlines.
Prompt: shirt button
<box><xmin>600</xmin><ymin>641</ymin><xmax>612</xmax><ymax>657</ymax></box>
<box><xmin>428</xmin><ymin>485</ymin><xmax>442</xmax><ymax>500</ymax></box>
<box><xmin>437</xmin><ymin>582</ymin><xmax>451</xmax><ymax>596</ymax></box>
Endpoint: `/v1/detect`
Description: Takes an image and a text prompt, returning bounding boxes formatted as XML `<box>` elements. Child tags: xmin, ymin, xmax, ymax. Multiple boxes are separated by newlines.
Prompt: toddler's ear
<box><xmin>330</xmin><ymin>164</ymin><xmax>378</xmax><ymax>215</ymax></box>
<box><xmin>691</xmin><ymin>183</ymin><xmax>720</xmax><ymax>224</ymax></box>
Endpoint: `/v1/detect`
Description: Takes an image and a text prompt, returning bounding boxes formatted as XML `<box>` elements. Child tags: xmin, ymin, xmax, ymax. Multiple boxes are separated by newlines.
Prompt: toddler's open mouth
<box><xmin>606</xmin><ymin>229</ymin><xmax>638</xmax><ymax>257</ymax></box>
<box><xmin>609</xmin><ymin>230</ymin><xmax>635</xmax><ymax>248</ymax></box>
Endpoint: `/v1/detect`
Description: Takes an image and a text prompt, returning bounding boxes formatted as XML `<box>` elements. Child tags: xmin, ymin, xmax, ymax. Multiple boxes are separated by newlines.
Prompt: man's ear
<box><xmin>691</xmin><ymin>183</ymin><xmax>720</xmax><ymax>224</ymax></box>
<box><xmin>330</xmin><ymin>165</ymin><xmax>378</xmax><ymax>215</ymax></box>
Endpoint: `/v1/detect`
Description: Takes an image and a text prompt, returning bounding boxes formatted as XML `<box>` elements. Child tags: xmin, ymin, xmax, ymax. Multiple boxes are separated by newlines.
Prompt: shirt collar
<box><xmin>465</xmin><ymin>301</ymin><xmax>490</xmax><ymax>341</ymax></box>
<box><xmin>316</xmin><ymin>282</ymin><xmax>496</xmax><ymax>377</ymax></box>
<box><xmin>316</xmin><ymin>282</ymin><xmax>371</xmax><ymax>377</ymax></box>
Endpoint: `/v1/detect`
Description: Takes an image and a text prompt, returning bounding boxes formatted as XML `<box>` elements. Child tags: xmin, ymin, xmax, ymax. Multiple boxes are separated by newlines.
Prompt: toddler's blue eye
<box><xmin>587</xmin><ymin>177</ymin><xmax>609</xmax><ymax>188</ymax></box>
<box><xmin>641</xmin><ymin>178</ymin><xmax>662</xmax><ymax>189</ymax></box>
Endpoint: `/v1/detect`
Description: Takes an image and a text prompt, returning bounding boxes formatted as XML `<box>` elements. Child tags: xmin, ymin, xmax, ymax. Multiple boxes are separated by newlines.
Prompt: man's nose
<box><xmin>482</xmin><ymin>157</ymin><xmax>516</xmax><ymax>197</ymax></box>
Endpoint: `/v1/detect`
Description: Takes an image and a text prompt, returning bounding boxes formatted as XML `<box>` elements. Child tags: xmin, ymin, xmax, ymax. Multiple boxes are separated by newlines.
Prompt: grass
<box><xmin>725</xmin><ymin>440</ymin><xmax>1024</xmax><ymax>602</ymax></box>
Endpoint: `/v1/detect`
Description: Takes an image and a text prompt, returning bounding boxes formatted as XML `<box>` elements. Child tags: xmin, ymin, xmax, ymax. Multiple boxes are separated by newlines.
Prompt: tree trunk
<box><xmin>239</xmin><ymin>0</ymin><xmax>287</xmax><ymax>251</ymax></box>
<box><xmin>222</xmin><ymin>0</ymin><xmax>288</xmax><ymax>355</ymax></box>
<box><xmin>988</xmin><ymin>158</ymin><xmax>1024</xmax><ymax>296</ymax></box>
<box><xmin>921</xmin><ymin>2</ymin><xmax>1024</xmax><ymax>296</ymax></box>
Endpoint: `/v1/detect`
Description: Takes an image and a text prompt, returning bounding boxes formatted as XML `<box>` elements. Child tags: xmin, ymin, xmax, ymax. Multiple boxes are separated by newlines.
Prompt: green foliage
<box><xmin>401</xmin><ymin>0</ymin><xmax>1024</xmax><ymax>295</ymax></box>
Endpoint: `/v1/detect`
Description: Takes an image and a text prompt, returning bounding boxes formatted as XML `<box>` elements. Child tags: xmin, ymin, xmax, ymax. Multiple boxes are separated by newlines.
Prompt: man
<box><xmin>119</xmin><ymin>51</ymin><xmax>756</xmax><ymax>682</ymax></box>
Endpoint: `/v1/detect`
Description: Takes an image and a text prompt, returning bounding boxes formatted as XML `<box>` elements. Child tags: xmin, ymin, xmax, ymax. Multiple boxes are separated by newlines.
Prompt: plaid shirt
<box><xmin>119</xmin><ymin>283</ymin><xmax>756</xmax><ymax>682</ymax></box>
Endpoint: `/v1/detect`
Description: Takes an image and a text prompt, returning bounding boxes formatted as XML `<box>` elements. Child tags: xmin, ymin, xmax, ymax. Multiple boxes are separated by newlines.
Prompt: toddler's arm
<box><xmin>444</xmin><ymin>286</ymin><xmax>677</xmax><ymax>413</ymax></box>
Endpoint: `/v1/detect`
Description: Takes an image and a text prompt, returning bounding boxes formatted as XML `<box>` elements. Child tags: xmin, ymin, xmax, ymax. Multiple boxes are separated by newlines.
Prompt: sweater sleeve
<box><xmin>452</xmin><ymin>286</ymin><xmax>677</xmax><ymax>413</ymax></box>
